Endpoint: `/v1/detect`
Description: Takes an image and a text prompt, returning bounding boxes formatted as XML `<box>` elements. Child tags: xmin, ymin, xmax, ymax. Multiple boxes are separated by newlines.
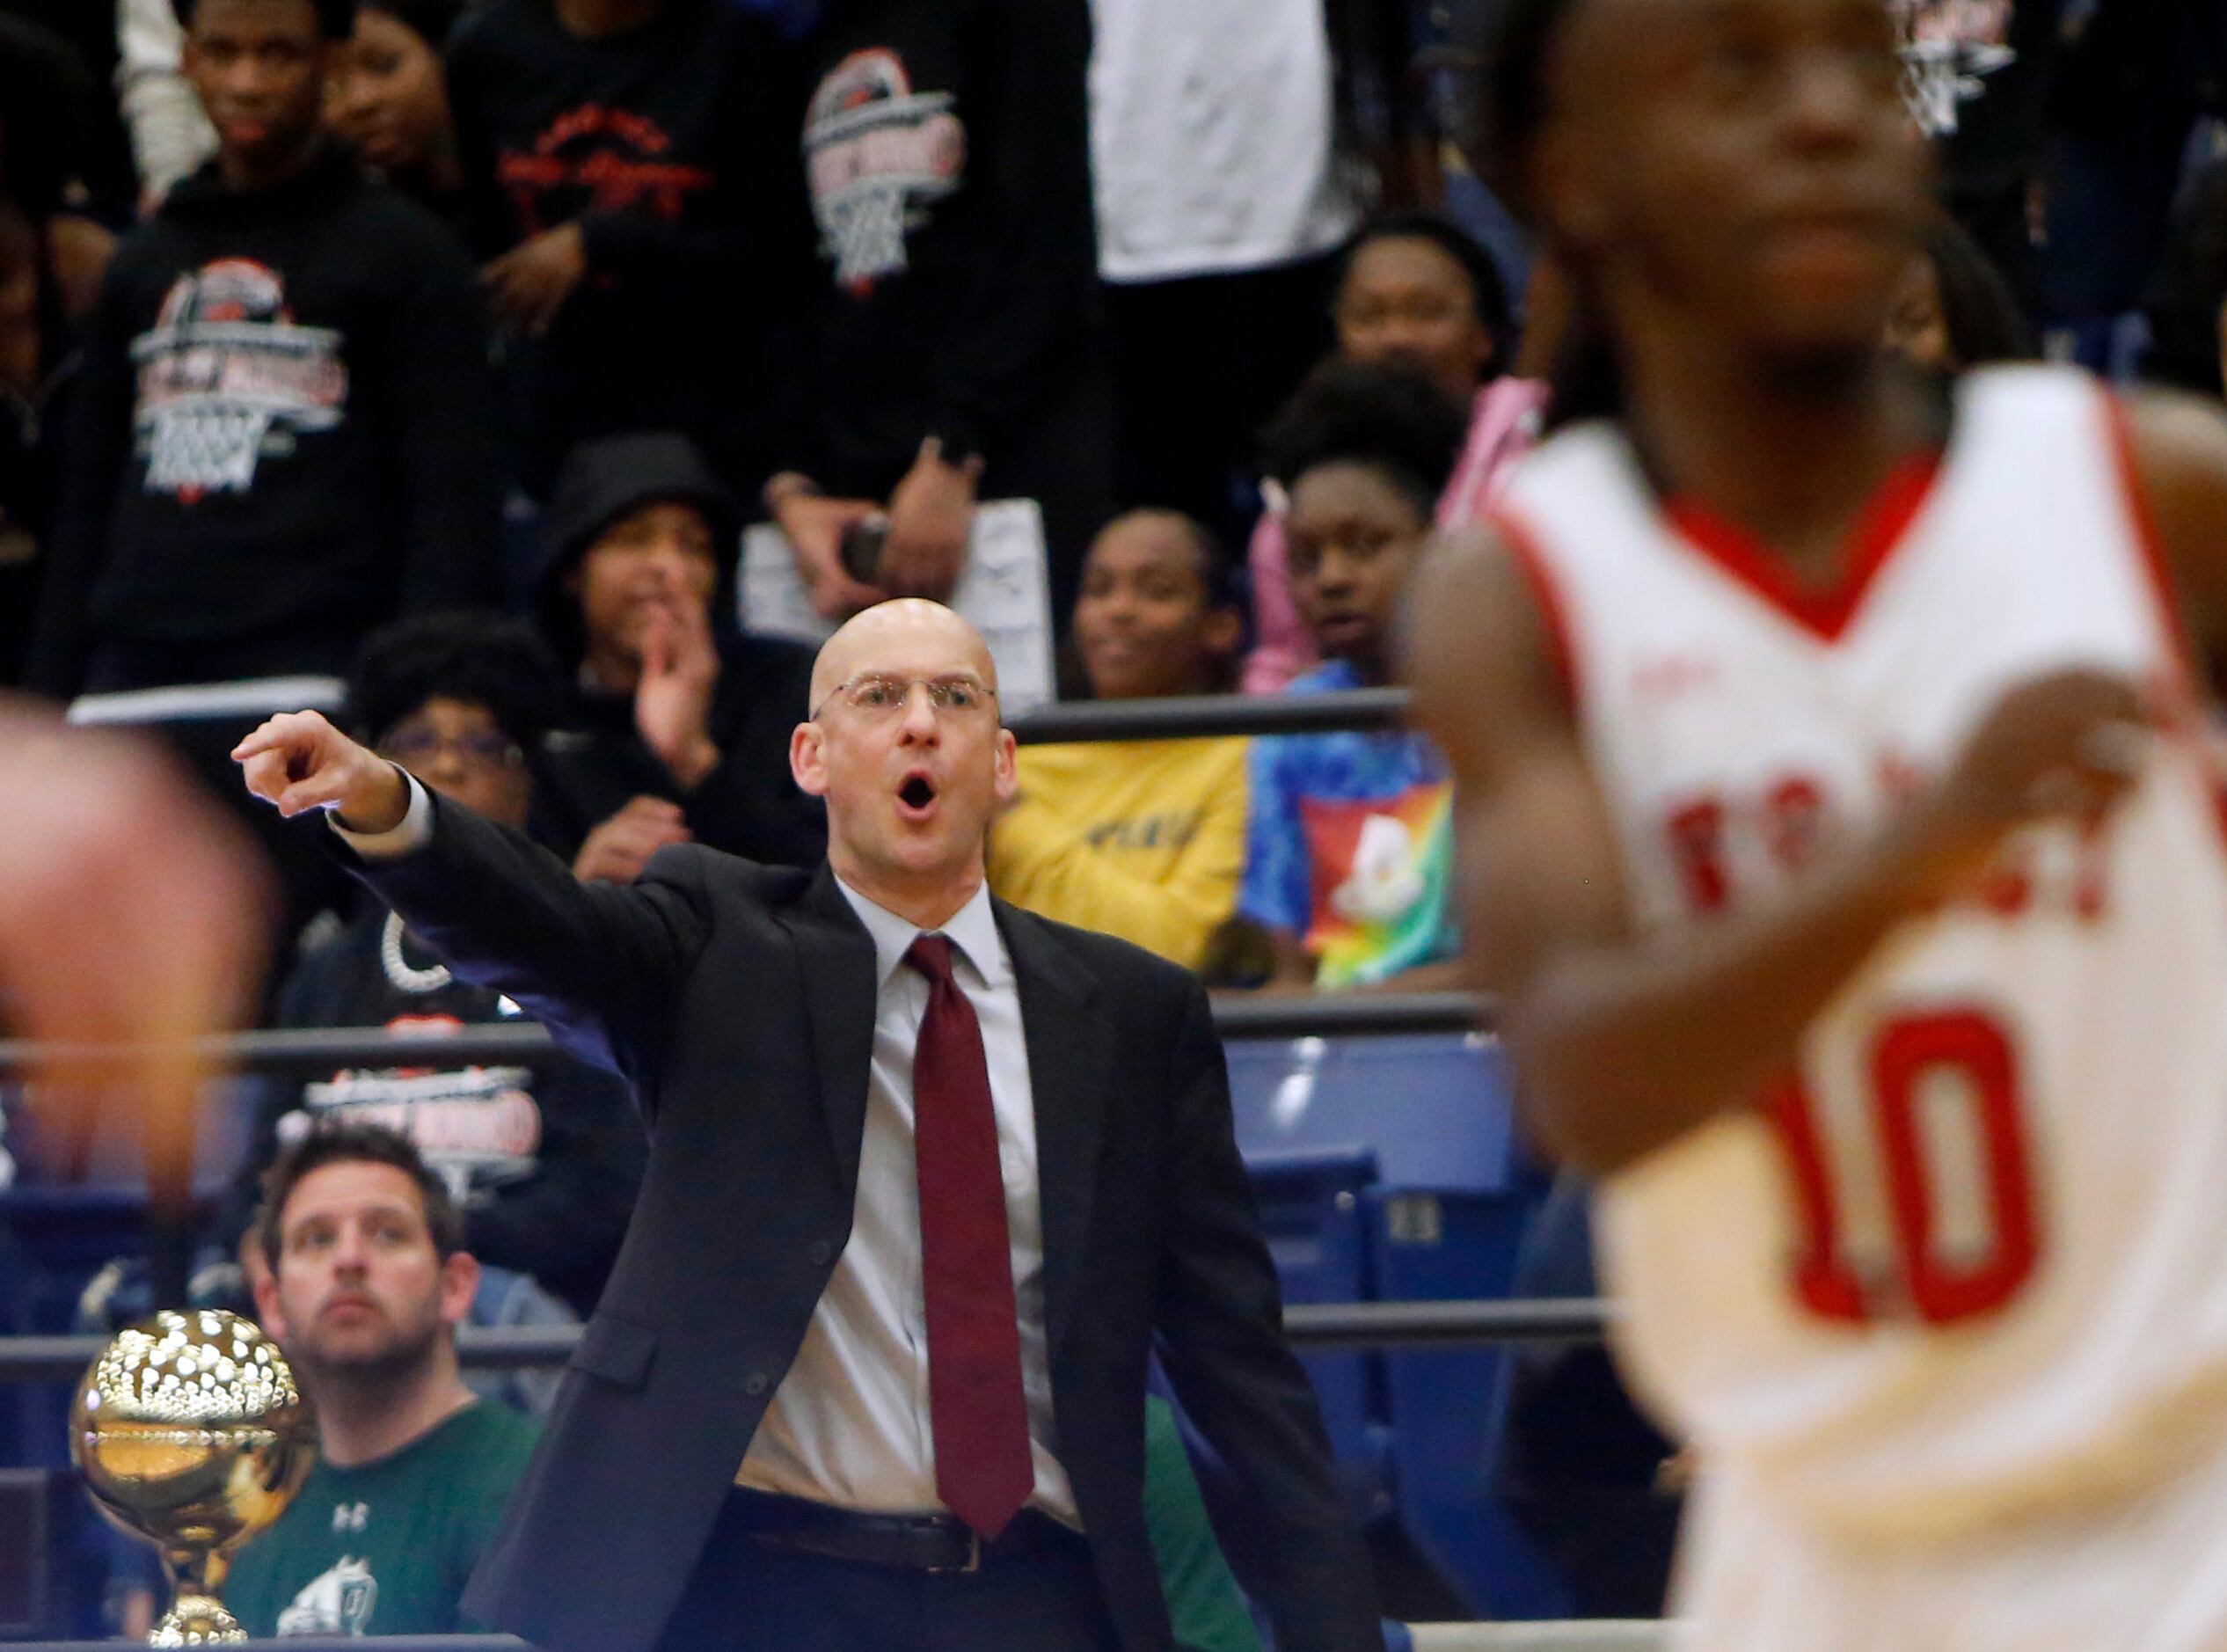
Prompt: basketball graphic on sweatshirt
<box><xmin>132</xmin><ymin>259</ymin><xmax>348</xmax><ymax>502</ymax></box>
<box><xmin>803</xmin><ymin>48</ymin><xmax>967</xmax><ymax>295</ymax></box>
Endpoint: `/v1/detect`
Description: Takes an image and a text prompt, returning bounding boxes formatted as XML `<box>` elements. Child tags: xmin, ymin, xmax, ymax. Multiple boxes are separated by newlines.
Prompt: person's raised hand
<box><xmin>232</xmin><ymin>709</ymin><xmax>410</xmax><ymax>831</ymax></box>
<box><xmin>572</xmin><ymin>794</ymin><xmax>692</xmax><ymax>885</ymax></box>
<box><xmin>1895</xmin><ymin>668</ymin><xmax>2155</xmax><ymax>897</ymax></box>
<box><xmin>878</xmin><ymin>436</ymin><xmax>982</xmax><ymax>601</ymax></box>
<box><xmin>480</xmin><ymin>222</ymin><xmax>588</xmax><ymax>338</ymax></box>
<box><xmin>635</xmin><ymin>590</ymin><xmax>723</xmax><ymax>789</ymax></box>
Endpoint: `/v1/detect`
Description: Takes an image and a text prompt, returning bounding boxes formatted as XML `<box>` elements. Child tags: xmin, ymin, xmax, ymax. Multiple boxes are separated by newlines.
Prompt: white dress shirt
<box><xmin>737</xmin><ymin>878</ymin><xmax>1076</xmax><ymax>1523</ymax></box>
<box><xmin>335</xmin><ymin>779</ymin><xmax>1078</xmax><ymax>1523</ymax></box>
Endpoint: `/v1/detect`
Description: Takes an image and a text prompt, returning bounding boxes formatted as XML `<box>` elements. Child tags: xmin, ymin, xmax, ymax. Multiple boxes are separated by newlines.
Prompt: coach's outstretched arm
<box><xmin>1404</xmin><ymin>528</ymin><xmax>2153</xmax><ymax>1177</ymax></box>
<box><xmin>235</xmin><ymin>710</ymin><xmax>711</xmax><ymax>1089</ymax></box>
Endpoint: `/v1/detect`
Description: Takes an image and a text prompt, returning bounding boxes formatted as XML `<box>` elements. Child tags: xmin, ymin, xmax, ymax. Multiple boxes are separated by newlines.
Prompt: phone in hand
<box><xmin>840</xmin><ymin>516</ymin><xmax>889</xmax><ymax>585</ymax></box>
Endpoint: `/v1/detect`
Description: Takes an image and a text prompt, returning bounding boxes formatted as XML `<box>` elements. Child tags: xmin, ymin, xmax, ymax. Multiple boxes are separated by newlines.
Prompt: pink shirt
<box><xmin>1241</xmin><ymin>376</ymin><xmax>1552</xmax><ymax>695</ymax></box>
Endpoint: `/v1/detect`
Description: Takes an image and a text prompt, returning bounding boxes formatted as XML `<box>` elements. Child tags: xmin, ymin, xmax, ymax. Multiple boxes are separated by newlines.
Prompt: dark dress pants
<box><xmin>653</xmin><ymin>1496</ymin><xmax>1124</xmax><ymax>1652</ymax></box>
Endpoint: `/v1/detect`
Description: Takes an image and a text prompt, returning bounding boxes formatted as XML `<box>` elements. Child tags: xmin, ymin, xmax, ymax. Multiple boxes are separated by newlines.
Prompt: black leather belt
<box><xmin>723</xmin><ymin>1488</ymin><xmax>1086</xmax><ymax>1575</ymax></box>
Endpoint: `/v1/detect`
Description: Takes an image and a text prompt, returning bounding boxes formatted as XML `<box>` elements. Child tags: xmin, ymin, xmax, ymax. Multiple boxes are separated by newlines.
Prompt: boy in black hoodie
<box><xmin>32</xmin><ymin>0</ymin><xmax>500</xmax><ymax>698</ymax></box>
<box><xmin>531</xmin><ymin>430</ymin><xmax>826</xmax><ymax>881</ymax></box>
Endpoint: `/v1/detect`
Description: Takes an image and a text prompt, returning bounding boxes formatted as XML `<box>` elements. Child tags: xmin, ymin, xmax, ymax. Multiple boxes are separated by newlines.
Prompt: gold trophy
<box><xmin>69</xmin><ymin>1309</ymin><xmax>316</xmax><ymax>1645</ymax></box>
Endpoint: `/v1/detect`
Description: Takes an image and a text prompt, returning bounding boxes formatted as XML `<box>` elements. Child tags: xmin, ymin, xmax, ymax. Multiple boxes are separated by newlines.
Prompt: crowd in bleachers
<box><xmin>7</xmin><ymin>0</ymin><xmax>2227</xmax><ymax>1638</ymax></box>
<box><xmin>12</xmin><ymin>0</ymin><xmax>2227</xmax><ymax>1004</ymax></box>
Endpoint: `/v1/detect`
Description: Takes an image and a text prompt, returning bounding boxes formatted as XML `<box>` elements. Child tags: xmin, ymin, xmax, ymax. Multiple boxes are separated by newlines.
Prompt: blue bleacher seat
<box><xmin>1229</xmin><ymin>1033</ymin><xmax>1560</xmax><ymax>1619</ymax></box>
<box><xmin>1238</xmin><ymin>1147</ymin><xmax>1393</xmax><ymax>1526</ymax></box>
<box><xmin>1369</xmin><ymin>1186</ymin><xmax>1567</xmax><ymax>1620</ymax></box>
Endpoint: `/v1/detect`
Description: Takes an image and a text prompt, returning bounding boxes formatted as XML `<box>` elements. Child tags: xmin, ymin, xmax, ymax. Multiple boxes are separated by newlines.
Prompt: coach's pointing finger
<box><xmin>232</xmin><ymin>711</ymin><xmax>410</xmax><ymax>830</ymax></box>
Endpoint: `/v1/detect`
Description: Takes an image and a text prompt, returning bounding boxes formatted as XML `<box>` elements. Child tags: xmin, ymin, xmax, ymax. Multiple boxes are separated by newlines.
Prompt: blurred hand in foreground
<box><xmin>0</xmin><ymin>699</ymin><xmax>271</xmax><ymax>1149</ymax></box>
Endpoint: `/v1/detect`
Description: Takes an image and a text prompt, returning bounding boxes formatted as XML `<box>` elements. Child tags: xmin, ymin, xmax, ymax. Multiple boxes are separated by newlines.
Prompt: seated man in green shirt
<box><xmin>229</xmin><ymin>1121</ymin><xmax>539</xmax><ymax>1637</ymax></box>
<box><xmin>1146</xmin><ymin>1393</ymin><xmax>1264</xmax><ymax>1652</ymax></box>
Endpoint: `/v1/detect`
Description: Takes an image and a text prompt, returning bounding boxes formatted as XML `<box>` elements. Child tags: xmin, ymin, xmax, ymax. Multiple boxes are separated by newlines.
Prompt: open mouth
<box><xmin>896</xmin><ymin>772</ymin><xmax>938</xmax><ymax>818</ymax></box>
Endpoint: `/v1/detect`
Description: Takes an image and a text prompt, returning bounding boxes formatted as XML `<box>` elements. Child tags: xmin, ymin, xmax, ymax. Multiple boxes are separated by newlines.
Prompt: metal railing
<box><xmin>0</xmin><ymin>990</ymin><xmax>1491</xmax><ymax>1078</ymax></box>
<box><xmin>0</xmin><ymin>1299</ymin><xmax>1612</xmax><ymax>1386</ymax></box>
<box><xmin>65</xmin><ymin>679</ymin><xmax>1414</xmax><ymax>746</ymax></box>
<box><xmin>1006</xmin><ymin>686</ymin><xmax>1412</xmax><ymax>744</ymax></box>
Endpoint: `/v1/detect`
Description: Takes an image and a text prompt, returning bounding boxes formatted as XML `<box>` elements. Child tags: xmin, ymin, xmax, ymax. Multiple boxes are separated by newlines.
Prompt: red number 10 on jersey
<box><xmin>1770</xmin><ymin>1007</ymin><xmax>2044</xmax><ymax>1326</ymax></box>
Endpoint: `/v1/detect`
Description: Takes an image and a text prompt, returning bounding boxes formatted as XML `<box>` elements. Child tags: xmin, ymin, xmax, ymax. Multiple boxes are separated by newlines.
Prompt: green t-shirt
<box><xmin>223</xmin><ymin>1399</ymin><xmax>538</xmax><ymax>1639</ymax></box>
<box><xmin>1144</xmin><ymin>1396</ymin><xmax>1264</xmax><ymax>1652</ymax></box>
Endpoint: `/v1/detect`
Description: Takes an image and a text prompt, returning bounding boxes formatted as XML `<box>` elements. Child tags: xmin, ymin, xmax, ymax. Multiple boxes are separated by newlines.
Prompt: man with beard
<box><xmin>227</xmin><ymin>1122</ymin><xmax>538</xmax><ymax>1638</ymax></box>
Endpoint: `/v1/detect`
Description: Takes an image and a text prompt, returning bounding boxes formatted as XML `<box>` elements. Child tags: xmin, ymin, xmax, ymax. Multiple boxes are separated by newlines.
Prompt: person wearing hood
<box><xmin>532</xmin><ymin>430</ymin><xmax>826</xmax><ymax>883</ymax></box>
<box><xmin>30</xmin><ymin>0</ymin><xmax>500</xmax><ymax>699</ymax></box>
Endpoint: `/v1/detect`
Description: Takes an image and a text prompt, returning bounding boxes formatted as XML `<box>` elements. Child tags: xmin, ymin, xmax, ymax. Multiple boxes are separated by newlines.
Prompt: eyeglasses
<box><xmin>810</xmin><ymin>674</ymin><xmax>998</xmax><ymax>722</ymax></box>
<box><xmin>379</xmin><ymin>728</ymin><xmax>524</xmax><ymax>771</ymax></box>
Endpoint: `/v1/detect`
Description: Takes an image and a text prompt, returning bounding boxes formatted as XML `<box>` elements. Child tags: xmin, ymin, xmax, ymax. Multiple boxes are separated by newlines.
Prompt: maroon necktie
<box><xmin>907</xmin><ymin>933</ymin><xmax>1033</xmax><ymax>1539</ymax></box>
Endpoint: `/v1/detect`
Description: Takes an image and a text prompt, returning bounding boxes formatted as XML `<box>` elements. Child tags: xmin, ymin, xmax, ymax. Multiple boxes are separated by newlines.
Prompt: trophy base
<box><xmin>150</xmin><ymin>1594</ymin><xmax>247</xmax><ymax>1645</ymax></box>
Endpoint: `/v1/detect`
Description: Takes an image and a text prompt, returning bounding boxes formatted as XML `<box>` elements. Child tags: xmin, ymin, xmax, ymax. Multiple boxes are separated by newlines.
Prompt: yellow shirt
<box><xmin>989</xmin><ymin>737</ymin><xmax>1249</xmax><ymax>970</ymax></box>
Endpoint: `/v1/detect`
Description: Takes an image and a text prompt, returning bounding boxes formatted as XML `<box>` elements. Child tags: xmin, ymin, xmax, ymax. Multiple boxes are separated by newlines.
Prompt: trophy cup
<box><xmin>69</xmin><ymin>1309</ymin><xmax>317</xmax><ymax>1645</ymax></box>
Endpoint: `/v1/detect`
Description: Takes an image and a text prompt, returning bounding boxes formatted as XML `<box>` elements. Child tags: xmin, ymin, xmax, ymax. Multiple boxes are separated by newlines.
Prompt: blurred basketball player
<box><xmin>1407</xmin><ymin>0</ymin><xmax>2227</xmax><ymax>1645</ymax></box>
<box><xmin>0</xmin><ymin>700</ymin><xmax>267</xmax><ymax>1165</ymax></box>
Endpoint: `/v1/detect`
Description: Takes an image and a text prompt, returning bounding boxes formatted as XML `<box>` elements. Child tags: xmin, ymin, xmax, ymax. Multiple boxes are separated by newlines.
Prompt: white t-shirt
<box><xmin>1087</xmin><ymin>0</ymin><xmax>1364</xmax><ymax>283</ymax></box>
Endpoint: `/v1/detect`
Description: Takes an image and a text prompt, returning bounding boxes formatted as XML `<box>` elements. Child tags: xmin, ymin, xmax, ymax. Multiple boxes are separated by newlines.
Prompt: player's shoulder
<box><xmin>2098</xmin><ymin>380</ymin><xmax>2227</xmax><ymax>659</ymax></box>
<box><xmin>1406</xmin><ymin>516</ymin><xmax>1564</xmax><ymax>678</ymax></box>
<box><xmin>1494</xmin><ymin>412</ymin><xmax>1631</xmax><ymax>505</ymax></box>
<box><xmin>2096</xmin><ymin>379</ymin><xmax>2227</xmax><ymax>567</ymax></box>
<box><xmin>2113</xmin><ymin>379</ymin><xmax>2227</xmax><ymax>482</ymax></box>
<box><xmin>1933</xmin><ymin>361</ymin><xmax>2227</xmax><ymax>479</ymax></box>
<box><xmin>1401</xmin><ymin>514</ymin><xmax>1584</xmax><ymax>775</ymax></box>
<box><xmin>1410</xmin><ymin>517</ymin><xmax>1537</xmax><ymax>617</ymax></box>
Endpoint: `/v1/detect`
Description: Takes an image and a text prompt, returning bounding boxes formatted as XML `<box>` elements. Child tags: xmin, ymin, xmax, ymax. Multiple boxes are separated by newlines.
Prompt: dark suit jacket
<box><xmin>340</xmin><ymin>793</ymin><xmax>1382</xmax><ymax>1652</ymax></box>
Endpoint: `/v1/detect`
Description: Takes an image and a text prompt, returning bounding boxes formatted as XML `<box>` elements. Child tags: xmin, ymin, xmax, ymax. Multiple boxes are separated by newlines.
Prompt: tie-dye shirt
<box><xmin>1238</xmin><ymin>660</ymin><xmax>1459</xmax><ymax>987</ymax></box>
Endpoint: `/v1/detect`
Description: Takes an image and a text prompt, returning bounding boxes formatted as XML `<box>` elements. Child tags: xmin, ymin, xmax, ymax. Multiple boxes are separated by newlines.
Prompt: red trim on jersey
<box><xmin>2101</xmin><ymin>390</ymin><xmax>2202</xmax><ymax>690</ymax></box>
<box><xmin>1661</xmin><ymin>451</ymin><xmax>1944</xmax><ymax>644</ymax></box>
<box><xmin>1489</xmin><ymin>504</ymin><xmax>1582</xmax><ymax>705</ymax></box>
<box><xmin>2100</xmin><ymin>391</ymin><xmax>2227</xmax><ymax>849</ymax></box>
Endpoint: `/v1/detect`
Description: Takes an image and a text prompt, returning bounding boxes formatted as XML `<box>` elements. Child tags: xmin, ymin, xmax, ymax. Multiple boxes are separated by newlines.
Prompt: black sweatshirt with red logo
<box><xmin>445</xmin><ymin>0</ymin><xmax>814</xmax><ymax>495</ymax></box>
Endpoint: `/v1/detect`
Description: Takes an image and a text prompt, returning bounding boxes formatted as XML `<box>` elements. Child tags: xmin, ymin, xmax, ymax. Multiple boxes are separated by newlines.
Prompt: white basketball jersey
<box><xmin>1494</xmin><ymin>366</ymin><xmax>2227</xmax><ymax>1547</ymax></box>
